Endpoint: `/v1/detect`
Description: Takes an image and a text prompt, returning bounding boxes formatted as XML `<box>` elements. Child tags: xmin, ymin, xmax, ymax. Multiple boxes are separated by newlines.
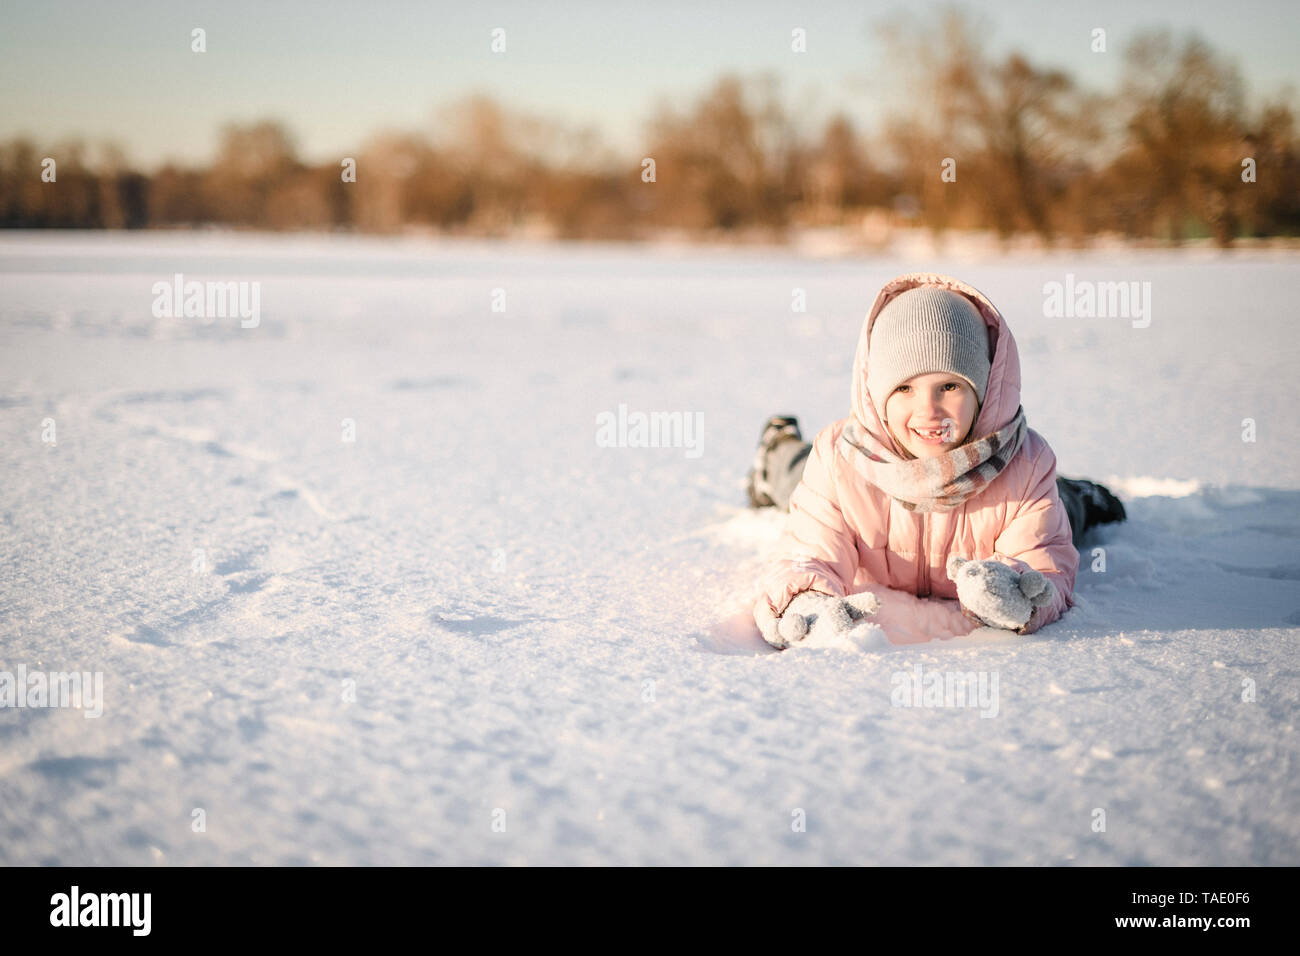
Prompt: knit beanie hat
<box><xmin>866</xmin><ymin>286</ymin><xmax>992</xmax><ymax>425</ymax></box>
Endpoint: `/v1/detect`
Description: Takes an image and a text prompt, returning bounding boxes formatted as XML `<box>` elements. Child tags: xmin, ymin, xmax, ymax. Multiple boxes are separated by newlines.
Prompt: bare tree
<box><xmin>877</xmin><ymin>6</ymin><xmax>1087</xmax><ymax>242</ymax></box>
<box><xmin>1116</xmin><ymin>30</ymin><xmax>1247</xmax><ymax>244</ymax></box>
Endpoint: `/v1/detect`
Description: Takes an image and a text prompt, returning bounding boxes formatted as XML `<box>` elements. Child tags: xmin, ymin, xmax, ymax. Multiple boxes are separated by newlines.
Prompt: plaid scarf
<box><xmin>837</xmin><ymin>405</ymin><xmax>1027</xmax><ymax>513</ymax></box>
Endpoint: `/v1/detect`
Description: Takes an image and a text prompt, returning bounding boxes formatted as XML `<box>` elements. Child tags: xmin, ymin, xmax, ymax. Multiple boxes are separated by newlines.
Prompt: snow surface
<box><xmin>1</xmin><ymin>231</ymin><xmax>1298</xmax><ymax>865</ymax></box>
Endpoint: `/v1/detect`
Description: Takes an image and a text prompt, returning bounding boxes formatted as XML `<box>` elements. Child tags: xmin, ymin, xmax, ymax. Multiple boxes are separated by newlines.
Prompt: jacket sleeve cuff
<box><xmin>1016</xmin><ymin>605</ymin><xmax>1042</xmax><ymax>635</ymax></box>
<box><xmin>759</xmin><ymin>570</ymin><xmax>845</xmax><ymax>619</ymax></box>
<box><xmin>960</xmin><ymin>601</ymin><xmax>1037</xmax><ymax>634</ymax></box>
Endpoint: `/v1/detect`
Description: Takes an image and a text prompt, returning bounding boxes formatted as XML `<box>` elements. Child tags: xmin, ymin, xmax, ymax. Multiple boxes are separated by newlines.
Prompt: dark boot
<box><xmin>747</xmin><ymin>415</ymin><xmax>803</xmax><ymax>508</ymax></box>
<box><xmin>1076</xmin><ymin>478</ymin><xmax>1127</xmax><ymax>527</ymax></box>
<box><xmin>1058</xmin><ymin>476</ymin><xmax>1127</xmax><ymax>545</ymax></box>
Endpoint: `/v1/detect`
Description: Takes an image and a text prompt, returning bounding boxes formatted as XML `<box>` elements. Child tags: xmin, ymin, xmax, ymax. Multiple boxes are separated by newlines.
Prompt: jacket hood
<box><xmin>850</xmin><ymin>272</ymin><xmax>1022</xmax><ymax>456</ymax></box>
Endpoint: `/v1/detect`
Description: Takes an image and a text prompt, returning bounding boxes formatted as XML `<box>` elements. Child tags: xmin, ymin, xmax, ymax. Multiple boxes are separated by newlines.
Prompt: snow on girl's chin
<box><xmin>891</xmin><ymin>423</ymin><xmax>960</xmax><ymax>458</ymax></box>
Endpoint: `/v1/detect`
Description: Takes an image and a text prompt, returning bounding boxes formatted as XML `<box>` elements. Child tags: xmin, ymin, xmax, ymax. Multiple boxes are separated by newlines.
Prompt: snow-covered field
<box><xmin>1</xmin><ymin>231</ymin><xmax>1297</xmax><ymax>865</ymax></box>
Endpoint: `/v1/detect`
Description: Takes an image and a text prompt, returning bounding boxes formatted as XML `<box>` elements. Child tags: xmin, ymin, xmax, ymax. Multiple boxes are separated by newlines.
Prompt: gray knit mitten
<box><xmin>757</xmin><ymin>589</ymin><xmax>881</xmax><ymax>649</ymax></box>
<box><xmin>946</xmin><ymin>555</ymin><xmax>1054</xmax><ymax>631</ymax></box>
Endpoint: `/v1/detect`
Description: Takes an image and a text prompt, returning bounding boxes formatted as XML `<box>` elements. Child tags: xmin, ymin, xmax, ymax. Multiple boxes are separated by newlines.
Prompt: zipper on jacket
<box><xmin>915</xmin><ymin>511</ymin><xmax>930</xmax><ymax>598</ymax></box>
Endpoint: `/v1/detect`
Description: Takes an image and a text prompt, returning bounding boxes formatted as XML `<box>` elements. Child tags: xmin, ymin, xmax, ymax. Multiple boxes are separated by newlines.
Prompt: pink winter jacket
<box><xmin>754</xmin><ymin>272</ymin><xmax>1078</xmax><ymax>643</ymax></box>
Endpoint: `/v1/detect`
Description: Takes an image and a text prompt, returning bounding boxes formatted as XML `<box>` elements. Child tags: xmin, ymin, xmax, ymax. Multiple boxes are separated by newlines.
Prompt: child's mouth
<box><xmin>910</xmin><ymin>425</ymin><xmax>951</xmax><ymax>444</ymax></box>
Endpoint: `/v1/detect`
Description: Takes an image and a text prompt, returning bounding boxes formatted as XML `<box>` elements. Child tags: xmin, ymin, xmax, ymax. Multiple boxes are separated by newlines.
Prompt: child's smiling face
<box><xmin>883</xmin><ymin>372</ymin><xmax>979</xmax><ymax>459</ymax></box>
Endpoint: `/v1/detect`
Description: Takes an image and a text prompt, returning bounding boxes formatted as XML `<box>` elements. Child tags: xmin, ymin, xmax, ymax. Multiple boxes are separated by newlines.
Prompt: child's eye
<box><xmin>895</xmin><ymin>383</ymin><xmax>959</xmax><ymax>393</ymax></box>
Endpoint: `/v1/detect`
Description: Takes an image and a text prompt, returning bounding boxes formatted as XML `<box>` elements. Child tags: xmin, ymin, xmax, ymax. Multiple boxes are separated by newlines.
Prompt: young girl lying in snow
<box><xmin>748</xmin><ymin>272</ymin><xmax>1126</xmax><ymax>648</ymax></box>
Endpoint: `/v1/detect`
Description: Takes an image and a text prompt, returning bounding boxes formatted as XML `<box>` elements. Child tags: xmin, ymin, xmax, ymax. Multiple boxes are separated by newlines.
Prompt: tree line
<box><xmin>2</xmin><ymin>15</ymin><xmax>1297</xmax><ymax>246</ymax></box>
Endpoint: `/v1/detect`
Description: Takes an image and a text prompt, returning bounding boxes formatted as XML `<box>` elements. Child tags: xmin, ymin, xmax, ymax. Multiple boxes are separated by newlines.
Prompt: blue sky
<box><xmin>2</xmin><ymin>0</ymin><xmax>1296</xmax><ymax>169</ymax></box>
